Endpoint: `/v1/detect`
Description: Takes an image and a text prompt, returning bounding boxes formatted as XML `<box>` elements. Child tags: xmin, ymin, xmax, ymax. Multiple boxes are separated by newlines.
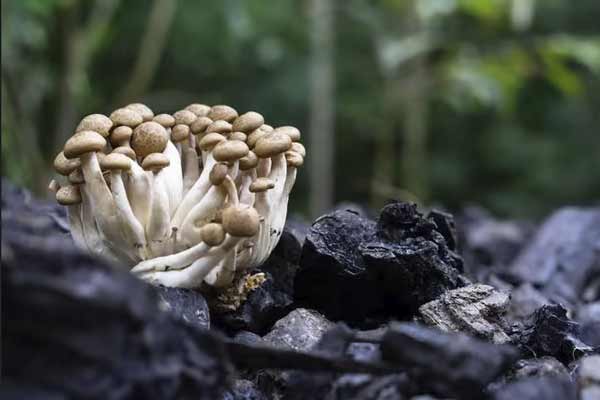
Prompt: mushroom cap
<box><xmin>110</xmin><ymin>125</ymin><xmax>133</xmax><ymax>146</ymax></box>
<box><xmin>206</xmin><ymin>120</ymin><xmax>232</xmax><ymax>134</ymax></box>
<box><xmin>131</xmin><ymin>121</ymin><xmax>169</xmax><ymax>158</ymax></box>
<box><xmin>247</xmin><ymin>128</ymin><xmax>269</xmax><ymax>148</ymax></box>
<box><xmin>213</xmin><ymin>140</ymin><xmax>249</xmax><ymax>162</ymax></box>
<box><xmin>54</xmin><ymin>151</ymin><xmax>82</xmax><ymax>175</ymax></box>
<box><xmin>200</xmin><ymin>223</ymin><xmax>226</xmax><ymax>246</ymax></box>
<box><xmin>126</xmin><ymin>103</ymin><xmax>154</xmax><ymax>121</ymax></box>
<box><xmin>229</xmin><ymin>131</ymin><xmax>247</xmax><ymax>142</ymax></box>
<box><xmin>273</xmin><ymin>126</ymin><xmax>301</xmax><ymax>142</ymax></box>
<box><xmin>76</xmin><ymin>114</ymin><xmax>113</xmax><ymax>137</ymax></box>
<box><xmin>110</xmin><ymin>108</ymin><xmax>144</xmax><ymax>127</ymax></box>
<box><xmin>64</xmin><ymin>131</ymin><xmax>107</xmax><ymax>159</ymax></box>
<box><xmin>56</xmin><ymin>185</ymin><xmax>82</xmax><ymax>205</ymax></box>
<box><xmin>141</xmin><ymin>152</ymin><xmax>170</xmax><ymax>171</ymax></box>
<box><xmin>291</xmin><ymin>142</ymin><xmax>306</xmax><ymax>157</ymax></box>
<box><xmin>232</xmin><ymin>111</ymin><xmax>264</xmax><ymax>133</ymax></box>
<box><xmin>68</xmin><ymin>169</ymin><xmax>85</xmax><ymax>184</ymax></box>
<box><xmin>171</xmin><ymin>124</ymin><xmax>190</xmax><ymax>142</ymax></box>
<box><xmin>222</xmin><ymin>205</ymin><xmax>260</xmax><ymax>237</ymax></box>
<box><xmin>239</xmin><ymin>151</ymin><xmax>258</xmax><ymax>170</ymax></box>
<box><xmin>254</xmin><ymin>132</ymin><xmax>292</xmax><ymax>158</ymax></box>
<box><xmin>112</xmin><ymin>146</ymin><xmax>137</xmax><ymax>160</ymax></box>
<box><xmin>153</xmin><ymin>113</ymin><xmax>175</xmax><ymax>128</ymax></box>
<box><xmin>208</xmin><ymin>105</ymin><xmax>238</xmax><ymax>122</ymax></box>
<box><xmin>101</xmin><ymin>153</ymin><xmax>132</xmax><ymax>171</ymax></box>
<box><xmin>190</xmin><ymin>116</ymin><xmax>213</xmax><ymax>134</ymax></box>
<box><xmin>250</xmin><ymin>177</ymin><xmax>275</xmax><ymax>193</ymax></box>
<box><xmin>173</xmin><ymin>109</ymin><xmax>197</xmax><ymax>125</ymax></box>
<box><xmin>185</xmin><ymin>103</ymin><xmax>211</xmax><ymax>117</ymax></box>
<box><xmin>286</xmin><ymin>151</ymin><xmax>304</xmax><ymax>167</ymax></box>
<box><xmin>209</xmin><ymin>163</ymin><xmax>229</xmax><ymax>185</ymax></box>
<box><xmin>48</xmin><ymin>179</ymin><xmax>60</xmax><ymax>193</ymax></box>
<box><xmin>198</xmin><ymin>132</ymin><xmax>226</xmax><ymax>151</ymax></box>
<box><xmin>261</xmin><ymin>124</ymin><xmax>274</xmax><ymax>132</ymax></box>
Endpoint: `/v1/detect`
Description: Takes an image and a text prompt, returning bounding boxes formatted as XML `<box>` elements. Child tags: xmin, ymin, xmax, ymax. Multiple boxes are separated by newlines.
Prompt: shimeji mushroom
<box><xmin>51</xmin><ymin>102</ymin><xmax>305</xmax><ymax>291</ymax></box>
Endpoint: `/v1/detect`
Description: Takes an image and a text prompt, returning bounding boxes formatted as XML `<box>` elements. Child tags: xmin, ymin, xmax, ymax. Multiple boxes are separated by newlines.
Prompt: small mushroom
<box><xmin>208</xmin><ymin>105</ymin><xmax>238</xmax><ymax>122</ymax></box>
<box><xmin>190</xmin><ymin>116</ymin><xmax>213</xmax><ymax>135</ymax></box>
<box><xmin>76</xmin><ymin>114</ymin><xmax>113</xmax><ymax>137</ymax></box>
<box><xmin>206</xmin><ymin>120</ymin><xmax>232</xmax><ymax>135</ymax></box>
<box><xmin>250</xmin><ymin>177</ymin><xmax>275</xmax><ymax>193</ymax></box>
<box><xmin>131</xmin><ymin>121</ymin><xmax>169</xmax><ymax>158</ymax></box>
<box><xmin>153</xmin><ymin>113</ymin><xmax>176</xmax><ymax>128</ymax></box>
<box><xmin>110</xmin><ymin>126</ymin><xmax>133</xmax><ymax>148</ymax></box>
<box><xmin>142</xmin><ymin>153</ymin><xmax>172</xmax><ymax>256</ymax></box>
<box><xmin>54</xmin><ymin>151</ymin><xmax>82</xmax><ymax>176</ymax></box>
<box><xmin>185</xmin><ymin>103</ymin><xmax>211</xmax><ymax>117</ymax></box>
<box><xmin>272</xmin><ymin>126</ymin><xmax>301</xmax><ymax>142</ymax></box>
<box><xmin>232</xmin><ymin>111</ymin><xmax>264</xmax><ymax>133</ymax></box>
<box><xmin>110</xmin><ymin>108</ymin><xmax>143</xmax><ymax>127</ymax></box>
<box><xmin>126</xmin><ymin>103</ymin><xmax>154</xmax><ymax>121</ymax></box>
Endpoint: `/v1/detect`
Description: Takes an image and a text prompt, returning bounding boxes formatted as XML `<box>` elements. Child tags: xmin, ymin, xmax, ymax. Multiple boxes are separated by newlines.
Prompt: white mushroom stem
<box><xmin>126</xmin><ymin>162</ymin><xmax>153</xmax><ymax>231</ymax></box>
<box><xmin>131</xmin><ymin>241</ymin><xmax>210</xmax><ymax>273</ymax></box>
<box><xmin>109</xmin><ymin>170</ymin><xmax>147</xmax><ymax>259</ymax></box>
<box><xmin>161</xmin><ymin>141</ymin><xmax>183</xmax><ymax>216</ymax></box>
<box><xmin>182</xmin><ymin>145</ymin><xmax>200</xmax><ymax>195</ymax></box>
<box><xmin>257</xmin><ymin>157</ymin><xmax>271</xmax><ymax>178</ymax></box>
<box><xmin>238</xmin><ymin>169</ymin><xmax>257</xmax><ymax>206</ymax></box>
<box><xmin>171</xmin><ymin>153</ymin><xmax>217</xmax><ymax>230</ymax></box>
<box><xmin>146</xmin><ymin>172</ymin><xmax>171</xmax><ymax>257</ymax></box>
<box><xmin>177</xmin><ymin>185</ymin><xmax>226</xmax><ymax>248</ymax></box>
<box><xmin>204</xmin><ymin>248</ymin><xmax>236</xmax><ymax>287</ymax></box>
<box><xmin>137</xmin><ymin>235</ymin><xmax>241</xmax><ymax>288</ymax></box>
<box><xmin>66</xmin><ymin>204</ymin><xmax>88</xmax><ymax>251</ymax></box>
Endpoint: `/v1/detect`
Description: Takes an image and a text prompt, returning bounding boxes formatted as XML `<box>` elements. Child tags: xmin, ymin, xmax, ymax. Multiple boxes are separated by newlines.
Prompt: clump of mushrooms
<box><xmin>51</xmin><ymin>103</ymin><xmax>304</xmax><ymax>289</ymax></box>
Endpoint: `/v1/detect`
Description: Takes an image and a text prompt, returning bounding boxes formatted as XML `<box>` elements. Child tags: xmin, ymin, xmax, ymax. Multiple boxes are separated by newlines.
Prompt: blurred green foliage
<box><xmin>2</xmin><ymin>0</ymin><xmax>599</xmax><ymax>218</ymax></box>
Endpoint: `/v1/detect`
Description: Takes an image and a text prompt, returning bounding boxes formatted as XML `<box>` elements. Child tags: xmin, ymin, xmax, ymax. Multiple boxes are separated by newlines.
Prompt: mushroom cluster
<box><xmin>50</xmin><ymin>103</ymin><xmax>304</xmax><ymax>289</ymax></box>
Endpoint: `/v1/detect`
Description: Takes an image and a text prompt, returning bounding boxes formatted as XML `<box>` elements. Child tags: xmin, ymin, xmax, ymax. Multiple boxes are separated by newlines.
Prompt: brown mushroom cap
<box><xmin>222</xmin><ymin>205</ymin><xmax>260</xmax><ymax>237</ymax></box>
<box><xmin>141</xmin><ymin>152</ymin><xmax>170</xmax><ymax>172</ymax></box>
<box><xmin>273</xmin><ymin>126</ymin><xmax>301</xmax><ymax>142</ymax></box>
<box><xmin>261</xmin><ymin>124</ymin><xmax>274</xmax><ymax>132</ymax></box>
<box><xmin>64</xmin><ymin>131</ymin><xmax>107</xmax><ymax>159</ymax></box>
<box><xmin>253</xmin><ymin>132</ymin><xmax>292</xmax><ymax>158</ymax></box>
<box><xmin>239</xmin><ymin>151</ymin><xmax>258</xmax><ymax>170</ymax></box>
<box><xmin>131</xmin><ymin>121</ymin><xmax>169</xmax><ymax>158</ymax></box>
<box><xmin>171</xmin><ymin>124</ymin><xmax>190</xmax><ymax>143</ymax></box>
<box><xmin>229</xmin><ymin>131</ymin><xmax>247</xmax><ymax>142</ymax></box>
<box><xmin>68</xmin><ymin>169</ymin><xmax>85</xmax><ymax>184</ymax></box>
<box><xmin>153</xmin><ymin>113</ymin><xmax>176</xmax><ymax>128</ymax></box>
<box><xmin>198</xmin><ymin>132</ymin><xmax>227</xmax><ymax>151</ymax></box>
<box><xmin>110</xmin><ymin>125</ymin><xmax>133</xmax><ymax>146</ymax></box>
<box><xmin>206</xmin><ymin>120</ymin><xmax>232</xmax><ymax>134</ymax></box>
<box><xmin>48</xmin><ymin>179</ymin><xmax>60</xmax><ymax>193</ymax></box>
<box><xmin>112</xmin><ymin>146</ymin><xmax>137</xmax><ymax>160</ymax></box>
<box><xmin>185</xmin><ymin>103</ymin><xmax>211</xmax><ymax>117</ymax></box>
<box><xmin>76</xmin><ymin>114</ymin><xmax>113</xmax><ymax>137</ymax></box>
<box><xmin>247</xmin><ymin>128</ymin><xmax>269</xmax><ymax>148</ymax></box>
<box><xmin>250</xmin><ymin>177</ymin><xmax>275</xmax><ymax>193</ymax></box>
<box><xmin>173</xmin><ymin>109</ymin><xmax>197</xmax><ymax>126</ymax></box>
<box><xmin>126</xmin><ymin>103</ymin><xmax>154</xmax><ymax>121</ymax></box>
<box><xmin>110</xmin><ymin>108</ymin><xmax>143</xmax><ymax>127</ymax></box>
<box><xmin>54</xmin><ymin>151</ymin><xmax>82</xmax><ymax>175</ymax></box>
<box><xmin>200</xmin><ymin>223</ymin><xmax>226</xmax><ymax>246</ymax></box>
<box><xmin>101</xmin><ymin>153</ymin><xmax>132</xmax><ymax>171</ymax></box>
<box><xmin>232</xmin><ymin>111</ymin><xmax>264</xmax><ymax>133</ymax></box>
<box><xmin>286</xmin><ymin>151</ymin><xmax>304</xmax><ymax>167</ymax></box>
<box><xmin>190</xmin><ymin>116</ymin><xmax>213</xmax><ymax>134</ymax></box>
<box><xmin>208</xmin><ymin>105</ymin><xmax>238</xmax><ymax>122</ymax></box>
<box><xmin>290</xmin><ymin>142</ymin><xmax>306</xmax><ymax>157</ymax></box>
<box><xmin>56</xmin><ymin>185</ymin><xmax>82</xmax><ymax>206</ymax></box>
<box><xmin>213</xmin><ymin>140</ymin><xmax>249</xmax><ymax>162</ymax></box>
<box><xmin>209</xmin><ymin>163</ymin><xmax>229</xmax><ymax>185</ymax></box>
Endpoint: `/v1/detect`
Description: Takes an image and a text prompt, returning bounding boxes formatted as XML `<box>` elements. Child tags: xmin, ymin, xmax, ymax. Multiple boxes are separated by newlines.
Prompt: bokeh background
<box><xmin>2</xmin><ymin>0</ymin><xmax>599</xmax><ymax>219</ymax></box>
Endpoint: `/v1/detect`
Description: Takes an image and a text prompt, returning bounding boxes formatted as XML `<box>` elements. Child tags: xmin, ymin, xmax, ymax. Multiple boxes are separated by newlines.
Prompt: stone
<box><xmin>221</xmin><ymin>380</ymin><xmax>268</xmax><ymax>400</ymax></box>
<box><xmin>509</xmin><ymin>357</ymin><xmax>569</xmax><ymax>380</ymax></box>
<box><xmin>418</xmin><ymin>284</ymin><xmax>511</xmax><ymax>343</ymax></box>
<box><xmin>381</xmin><ymin>322</ymin><xmax>518</xmax><ymax>399</ymax></box>
<box><xmin>509</xmin><ymin>207</ymin><xmax>600</xmax><ymax>305</ymax></box>
<box><xmin>518</xmin><ymin>304</ymin><xmax>593</xmax><ymax>365</ymax></box>
<box><xmin>577</xmin><ymin>302</ymin><xmax>600</xmax><ymax>347</ymax></box>
<box><xmin>156</xmin><ymin>286</ymin><xmax>210</xmax><ymax>329</ymax></box>
<box><xmin>577</xmin><ymin>355</ymin><xmax>600</xmax><ymax>400</ymax></box>
<box><xmin>296</xmin><ymin>202</ymin><xmax>462</xmax><ymax>325</ymax></box>
<box><xmin>263</xmin><ymin>308</ymin><xmax>333</xmax><ymax>352</ymax></box>
<box><xmin>491</xmin><ymin>376</ymin><xmax>577</xmax><ymax>400</ymax></box>
<box><xmin>505</xmin><ymin>283</ymin><xmax>550</xmax><ymax>324</ymax></box>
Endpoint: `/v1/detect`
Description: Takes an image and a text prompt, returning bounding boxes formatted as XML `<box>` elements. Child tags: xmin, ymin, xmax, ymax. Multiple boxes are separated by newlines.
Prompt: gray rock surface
<box><xmin>263</xmin><ymin>308</ymin><xmax>333</xmax><ymax>352</ymax></box>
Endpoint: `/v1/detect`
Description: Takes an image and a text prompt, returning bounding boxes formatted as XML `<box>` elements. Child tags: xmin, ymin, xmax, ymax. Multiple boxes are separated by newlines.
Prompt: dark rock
<box><xmin>381</xmin><ymin>322</ymin><xmax>518</xmax><ymax>399</ymax></box>
<box><xmin>156</xmin><ymin>286</ymin><xmax>210</xmax><ymax>329</ymax></box>
<box><xmin>343</xmin><ymin>374</ymin><xmax>410</xmax><ymax>400</ymax></box>
<box><xmin>263</xmin><ymin>308</ymin><xmax>333</xmax><ymax>352</ymax></box>
<box><xmin>221</xmin><ymin>380</ymin><xmax>268</xmax><ymax>400</ymax></box>
<box><xmin>296</xmin><ymin>202</ymin><xmax>462</xmax><ymax>325</ymax></box>
<box><xmin>577</xmin><ymin>355</ymin><xmax>600</xmax><ymax>400</ymax></box>
<box><xmin>427</xmin><ymin>209</ymin><xmax>458</xmax><ymax>251</ymax></box>
<box><xmin>418</xmin><ymin>284</ymin><xmax>511</xmax><ymax>343</ymax></box>
<box><xmin>518</xmin><ymin>304</ymin><xmax>593</xmax><ymax>364</ymax></box>
<box><xmin>505</xmin><ymin>283</ymin><xmax>550</xmax><ymax>325</ymax></box>
<box><xmin>577</xmin><ymin>302</ymin><xmax>600</xmax><ymax>347</ymax></box>
<box><xmin>509</xmin><ymin>357</ymin><xmax>570</xmax><ymax>380</ymax></box>
<box><xmin>2</xmin><ymin>191</ymin><xmax>232</xmax><ymax>399</ymax></box>
<box><xmin>491</xmin><ymin>376</ymin><xmax>577</xmax><ymax>400</ymax></box>
<box><xmin>509</xmin><ymin>207</ymin><xmax>600</xmax><ymax>305</ymax></box>
<box><xmin>215</xmin><ymin>229</ymin><xmax>300</xmax><ymax>334</ymax></box>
